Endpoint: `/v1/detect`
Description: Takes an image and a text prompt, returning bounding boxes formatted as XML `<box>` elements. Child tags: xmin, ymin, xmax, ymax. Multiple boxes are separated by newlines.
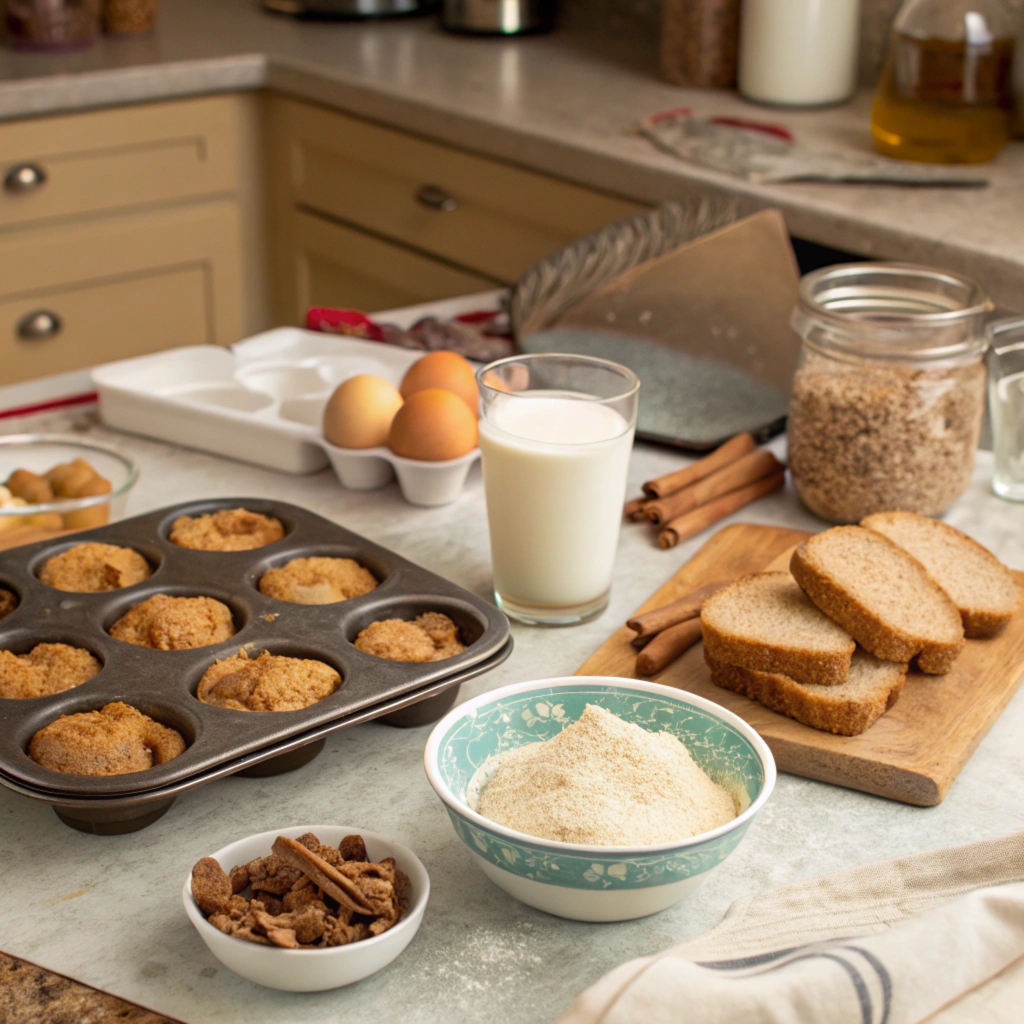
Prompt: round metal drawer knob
<box><xmin>4</xmin><ymin>163</ymin><xmax>47</xmax><ymax>193</ymax></box>
<box><xmin>16</xmin><ymin>311</ymin><xmax>62</xmax><ymax>341</ymax></box>
<box><xmin>415</xmin><ymin>184</ymin><xmax>458</xmax><ymax>212</ymax></box>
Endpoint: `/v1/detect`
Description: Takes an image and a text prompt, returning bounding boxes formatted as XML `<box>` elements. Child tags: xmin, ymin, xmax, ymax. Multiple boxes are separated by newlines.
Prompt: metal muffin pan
<box><xmin>0</xmin><ymin>637</ymin><xmax>513</xmax><ymax>835</ymax></box>
<box><xmin>0</xmin><ymin>498</ymin><xmax>511</xmax><ymax>800</ymax></box>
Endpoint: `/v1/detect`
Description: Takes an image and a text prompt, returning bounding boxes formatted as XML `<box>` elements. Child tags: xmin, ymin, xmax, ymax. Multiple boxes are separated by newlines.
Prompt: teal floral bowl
<box><xmin>423</xmin><ymin>676</ymin><xmax>775</xmax><ymax>922</ymax></box>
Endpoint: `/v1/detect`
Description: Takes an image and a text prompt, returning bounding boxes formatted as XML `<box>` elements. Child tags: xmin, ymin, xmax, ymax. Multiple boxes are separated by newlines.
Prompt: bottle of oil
<box><xmin>871</xmin><ymin>0</ymin><xmax>1015</xmax><ymax>164</ymax></box>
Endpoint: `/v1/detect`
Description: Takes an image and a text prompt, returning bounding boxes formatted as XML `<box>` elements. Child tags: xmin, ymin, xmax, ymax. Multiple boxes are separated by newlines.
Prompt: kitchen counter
<box><xmin>0</xmin><ymin>0</ymin><xmax>1023</xmax><ymax>309</ymax></box>
<box><xmin>0</xmin><ymin>408</ymin><xmax>1022</xmax><ymax>1024</ymax></box>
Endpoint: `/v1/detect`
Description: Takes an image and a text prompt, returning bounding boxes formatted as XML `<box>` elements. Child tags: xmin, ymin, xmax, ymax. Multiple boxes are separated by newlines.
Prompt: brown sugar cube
<box><xmin>6</xmin><ymin>469</ymin><xmax>54</xmax><ymax>505</ymax></box>
<box><xmin>61</xmin><ymin>475</ymin><xmax>113</xmax><ymax>531</ymax></box>
<box><xmin>47</xmin><ymin>459</ymin><xmax>100</xmax><ymax>497</ymax></box>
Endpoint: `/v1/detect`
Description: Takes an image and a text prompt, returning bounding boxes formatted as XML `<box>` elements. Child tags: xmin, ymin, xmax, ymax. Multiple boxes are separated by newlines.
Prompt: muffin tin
<box><xmin>0</xmin><ymin>498</ymin><xmax>511</xmax><ymax>830</ymax></box>
<box><xmin>92</xmin><ymin>331</ymin><xmax>481</xmax><ymax>506</ymax></box>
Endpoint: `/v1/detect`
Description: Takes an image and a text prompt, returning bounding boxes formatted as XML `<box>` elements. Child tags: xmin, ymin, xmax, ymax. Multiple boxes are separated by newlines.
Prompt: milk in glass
<box><xmin>479</xmin><ymin>394</ymin><xmax>634</xmax><ymax>617</ymax></box>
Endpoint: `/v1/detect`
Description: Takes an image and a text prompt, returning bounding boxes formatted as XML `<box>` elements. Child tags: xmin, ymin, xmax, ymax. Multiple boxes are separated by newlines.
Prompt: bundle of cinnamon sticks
<box><xmin>624</xmin><ymin>432</ymin><xmax>785</xmax><ymax>550</ymax></box>
<box><xmin>628</xmin><ymin>578</ymin><xmax>737</xmax><ymax>677</ymax></box>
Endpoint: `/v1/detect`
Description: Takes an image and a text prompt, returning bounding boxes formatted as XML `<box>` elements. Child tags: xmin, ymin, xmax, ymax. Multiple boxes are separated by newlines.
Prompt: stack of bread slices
<box><xmin>700</xmin><ymin>511</ymin><xmax>1021</xmax><ymax>736</ymax></box>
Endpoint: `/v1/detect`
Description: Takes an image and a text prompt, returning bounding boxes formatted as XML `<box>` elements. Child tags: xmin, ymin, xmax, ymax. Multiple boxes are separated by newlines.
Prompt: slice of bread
<box><xmin>861</xmin><ymin>511</ymin><xmax>1020</xmax><ymax>639</ymax></box>
<box><xmin>701</xmin><ymin>572</ymin><xmax>855</xmax><ymax>687</ymax></box>
<box><xmin>706</xmin><ymin>650</ymin><xmax>906</xmax><ymax>736</ymax></box>
<box><xmin>790</xmin><ymin>526</ymin><xmax>964</xmax><ymax>674</ymax></box>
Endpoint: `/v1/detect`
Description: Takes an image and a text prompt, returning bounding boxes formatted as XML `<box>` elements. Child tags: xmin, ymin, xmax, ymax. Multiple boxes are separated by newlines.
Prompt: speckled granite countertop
<box><xmin>0</xmin><ymin>408</ymin><xmax>1022</xmax><ymax>1024</ymax></box>
<box><xmin>0</xmin><ymin>952</ymin><xmax>180</xmax><ymax>1024</ymax></box>
<box><xmin>0</xmin><ymin>0</ymin><xmax>1022</xmax><ymax>309</ymax></box>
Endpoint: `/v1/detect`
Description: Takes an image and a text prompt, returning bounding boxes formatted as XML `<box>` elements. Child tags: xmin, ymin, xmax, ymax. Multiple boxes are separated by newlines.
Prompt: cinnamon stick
<box><xmin>627</xmin><ymin>577</ymin><xmax>738</xmax><ymax>643</ymax></box>
<box><xmin>657</xmin><ymin>469</ymin><xmax>786</xmax><ymax>549</ymax></box>
<box><xmin>636</xmin><ymin>617</ymin><xmax>703</xmax><ymax>676</ymax></box>
<box><xmin>642</xmin><ymin>432</ymin><xmax>756</xmax><ymax>498</ymax></box>
<box><xmin>645</xmin><ymin>450</ymin><xmax>784</xmax><ymax>525</ymax></box>
<box><xmin>624</xmin><ymin>497</ymin><xmax>650</xmax><ymax>522</ymax></box>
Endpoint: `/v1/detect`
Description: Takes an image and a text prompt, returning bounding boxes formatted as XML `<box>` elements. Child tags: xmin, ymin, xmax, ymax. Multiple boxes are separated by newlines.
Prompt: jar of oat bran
<box><xmin>788</xmin><ymin>263</ymin><xmax>991</xmax><ymax>523</ymax></box>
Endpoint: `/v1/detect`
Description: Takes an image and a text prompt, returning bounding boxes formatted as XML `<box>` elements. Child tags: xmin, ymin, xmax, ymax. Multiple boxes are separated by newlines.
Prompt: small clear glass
<box><xmin>477</xmin><ymin>354</ymin><xmax>639</xmax><ymax>626</ymax></box>
<box><xmin>986</xmin><ymin>318</ymin><xmax>1024</xmax><ymax>501</ymax></box>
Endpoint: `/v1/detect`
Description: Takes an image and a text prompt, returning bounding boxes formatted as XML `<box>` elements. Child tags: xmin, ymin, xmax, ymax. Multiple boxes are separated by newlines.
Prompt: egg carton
<box><xmin>92</xmin><ymin>288</ymin><xmax>505</xmax><ymax>506</ymax></box>
<box><xmin>95</xmin><ymin>330</ymin><xmax>485</xmax><ymax>505</ymax></box>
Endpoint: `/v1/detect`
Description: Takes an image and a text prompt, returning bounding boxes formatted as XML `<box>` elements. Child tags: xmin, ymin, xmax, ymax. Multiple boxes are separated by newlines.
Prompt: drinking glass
<box><xmin>476</xmin><ymin>354</ymin><xmax>640</xmax><ymax>626</ymax></box>
<box><xmin>987</xmin><ymin>318</ymin><xmax>1024</xmax><ymax>501</ymax></box>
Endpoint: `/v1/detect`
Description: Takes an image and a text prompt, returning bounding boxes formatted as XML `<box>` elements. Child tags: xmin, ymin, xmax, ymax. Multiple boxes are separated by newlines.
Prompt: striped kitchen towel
<box><xmin>558</xmin><ymin>831</ymin><xmax>1024</xmax><ymax>1024</ymax></box>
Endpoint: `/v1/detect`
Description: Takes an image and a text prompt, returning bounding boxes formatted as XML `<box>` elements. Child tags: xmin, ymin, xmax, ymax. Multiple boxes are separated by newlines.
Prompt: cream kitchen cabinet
<box><xmin>285</xmin><ymin>209</ymin><xmax>497</xmax><ymax>316</ymax></box>
<box><xmin>0</xmin><ymin>95</ymin><xmax>262</xmax><ymax>386</ymax></box>
<box><xmin>267</xmin><ymin>96</ymin><xmax>645</xmax><ymax>323</ymax></box>
<box><xmin>1</xmin><ymin>89</ymin><xmax>646</xmax><ymax>386</ymax></box>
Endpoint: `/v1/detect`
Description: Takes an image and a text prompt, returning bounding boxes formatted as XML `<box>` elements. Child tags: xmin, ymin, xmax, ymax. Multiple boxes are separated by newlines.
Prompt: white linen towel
<box><xmin>558</xmin><ymin>831</ymin><xmax>1024</xmax><ymax>1024</ymax></box>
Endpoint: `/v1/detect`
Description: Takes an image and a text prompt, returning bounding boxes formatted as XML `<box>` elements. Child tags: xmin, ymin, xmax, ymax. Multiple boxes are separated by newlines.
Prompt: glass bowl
<box><xmin>0</xmin><ymin>434</ymin><xmax>139</xmax><ymax>538</ymax></box>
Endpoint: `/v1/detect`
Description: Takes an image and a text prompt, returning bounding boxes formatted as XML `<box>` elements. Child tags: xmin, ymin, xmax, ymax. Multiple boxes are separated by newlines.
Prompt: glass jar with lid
<box><xmin>787</xmin><ymin>263</ymin><xmax>991</xmax><ymax>524</ymax></box>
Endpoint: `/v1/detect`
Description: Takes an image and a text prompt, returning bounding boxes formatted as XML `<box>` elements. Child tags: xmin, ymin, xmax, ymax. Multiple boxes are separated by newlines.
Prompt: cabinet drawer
<box><xmin>269</xmin><ymin>98</ymin><xmax>644</xmax><ymax>283</ymax></box>
<box><xmin>279</xmin><ymin>210</ymin><xmax>496</xmax><ymax>323</ymax></box>
<box><xmin>0</xmin><ymin>96</ymin><xmax>244</xmax><ymax>231</ymax></box>
<box><xmin>0</xmin><ymin>202</ymin><xmax>244</xmax><ymax>385</ymax></box>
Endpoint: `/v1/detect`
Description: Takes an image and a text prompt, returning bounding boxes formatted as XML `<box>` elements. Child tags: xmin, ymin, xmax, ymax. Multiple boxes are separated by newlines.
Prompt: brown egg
<box><xmin>400</xmin><ymin>351</ymin><xmax>479</xmax><ymax>417</ymax></box>
<box><xmin>388</xmin><ymin>389</ymin><xmax>479</xmax><ymax>462</ymax></box>
<box><xmin>323</xmin><ymin>375</ymin><xmax>404</xmax><ymax>449</ymax></box>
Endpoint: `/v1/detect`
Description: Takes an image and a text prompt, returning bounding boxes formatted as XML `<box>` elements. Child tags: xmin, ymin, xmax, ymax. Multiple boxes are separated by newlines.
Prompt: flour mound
<box><xmin>476</xmin><ymin>704</ymin><xmax>737</xmax><ymax>846</ymax></box>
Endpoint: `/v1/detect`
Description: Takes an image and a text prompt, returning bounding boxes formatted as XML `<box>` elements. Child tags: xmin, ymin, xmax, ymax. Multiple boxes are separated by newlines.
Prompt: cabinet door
<box><xmin>279</xmin><ymin>210</ymin><xmax>497</xmax><ymax>322</ymax></box>
<box><xmin>0</xmin><ymin>202</ymin><xmax>244</xmax><ymax>385</ymax></box>
<box><xmin>0</xmin><ymin>96</ymin><xmax>246</xmax><ymax>231</ymax></box>
<box><xmin>268</xmin><ymin>98</ymin><xmax>645</xmax><ymax>285</ymax></box>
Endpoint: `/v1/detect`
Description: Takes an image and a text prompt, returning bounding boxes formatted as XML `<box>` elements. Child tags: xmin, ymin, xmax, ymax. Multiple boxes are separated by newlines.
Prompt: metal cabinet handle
<box><xmin>16</xmin><ymin>311</ymin><xmax>62</xmax><ymax>341</ymax></box>
<box><xmin>415</xmin><ymin>184</ymin><xmax>458</xmax><ymax>213</ymax></box>
<box><xmin>4</xmin><ymin>163</ymin><xmax>47</xmax><ymax>193</ymax></box>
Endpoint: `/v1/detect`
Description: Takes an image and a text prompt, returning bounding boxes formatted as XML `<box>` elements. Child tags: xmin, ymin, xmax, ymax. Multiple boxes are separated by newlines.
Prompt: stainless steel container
<box><xmin>263</xmin><ymin>0</ymin><xmax>432</xmax><ymax>17</ymax></box>
<box><xmin>441</xmin><ymin>0</ymin><xmax>555</xmax><ymax>34</ymax></box>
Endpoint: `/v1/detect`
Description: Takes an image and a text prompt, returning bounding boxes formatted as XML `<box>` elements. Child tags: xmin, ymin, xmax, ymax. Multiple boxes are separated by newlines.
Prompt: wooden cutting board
<box><xmin>577</xmin><ymin>523</ymin><xmax>1024</xmax><ymax>806</ymax></box>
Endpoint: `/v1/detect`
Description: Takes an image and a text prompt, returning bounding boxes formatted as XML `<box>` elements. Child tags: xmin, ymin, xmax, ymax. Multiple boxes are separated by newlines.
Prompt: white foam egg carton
<box><xmin>91</xmin><ymin>292</ymin><xmax>503</xmax><ymax>507</ymax></box>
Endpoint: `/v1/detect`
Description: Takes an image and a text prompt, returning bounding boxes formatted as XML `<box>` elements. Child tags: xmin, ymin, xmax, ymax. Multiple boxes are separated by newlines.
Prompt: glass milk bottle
<box><xmin>738</xmin><ymin>0</ymin><xmax>861</xmax><ymax>106</ymax></box>
<box><xmin>477</xmin><ymin>354</ymin><xmax>639</xmax><ymax>626</ymax></box>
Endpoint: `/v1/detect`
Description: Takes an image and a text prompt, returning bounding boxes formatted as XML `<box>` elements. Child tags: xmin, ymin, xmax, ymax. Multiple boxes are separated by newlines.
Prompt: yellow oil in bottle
<box><xmin>871</xmin><ymin>32</ymin><xmax>1014</xmax><ymax>163</ymax></box>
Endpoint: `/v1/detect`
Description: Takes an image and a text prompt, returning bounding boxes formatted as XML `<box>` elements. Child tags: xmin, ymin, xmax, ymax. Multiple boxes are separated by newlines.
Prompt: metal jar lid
<box><xmin>792</xmin><ymin>262</ymin><xmax>992</xmax><ymax>363</ymax></box>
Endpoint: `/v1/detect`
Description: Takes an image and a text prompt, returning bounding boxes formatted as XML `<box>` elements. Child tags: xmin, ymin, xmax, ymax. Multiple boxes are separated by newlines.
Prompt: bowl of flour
<box><xmin>423</xmin><ymin>676</ymin><xmax>775</xmax><ymax>922</ymax></box>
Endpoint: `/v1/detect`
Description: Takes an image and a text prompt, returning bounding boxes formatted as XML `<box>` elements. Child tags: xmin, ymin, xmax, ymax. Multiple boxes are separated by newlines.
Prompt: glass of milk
<box><xmin>987</xmin><ymin>319</ymin><xmax>1024</xmax><ymax>502</ymax></box>
<box><xmin>476</xmin><ymin>354</ymin><xmax>640</xmax><ymax>625</ymax></box>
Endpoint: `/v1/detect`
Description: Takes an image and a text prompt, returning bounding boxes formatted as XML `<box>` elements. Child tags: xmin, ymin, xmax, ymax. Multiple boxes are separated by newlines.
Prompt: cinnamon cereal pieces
<box><xmin>191</xmin><ymin>832</ymin><xmax>410</xmax><ymax>949</ymax></box>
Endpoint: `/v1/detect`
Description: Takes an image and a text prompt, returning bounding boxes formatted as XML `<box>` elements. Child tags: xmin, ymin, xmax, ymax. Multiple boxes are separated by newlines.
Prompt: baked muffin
<box><xmin>354</xmin><ymin>611</ymin><xmax>465</xmax><ymax>663</ymax></box>
<box><xmin>0</xmin><ymin>587</ymin><xmax>16</xmax><ymax>621</ymax></box>
<box><xmin>39</xmin><ymin>542</ymin><xmax>151</xmax><ymax>593</ymax></box>
<box><xmin>259</xmin><ymin>556</ymin><xmax>378</xmax><ymax>605</ymax></box>
<box><xmin>28</xmin><ymin>701</ymin><xmax>185</xmax><ymax>776</ymax></box>
<box><xmin>169</xmin><ymin>509</ymin><xmax>284</xmax><ymax>552</ymax></box>
<box><xmin>197</xmin><ymin>650</ymin><xmax>341</xmax><ymax>712</ymax></box>
<box><xmin>109</xmin><ymin>594</ymin><xmax>235</xmax><ymax>650</ymax></box>
<box><xmin>0</xmin><ymin>643</ymin><xmax>101</xmax><ymax>700</ymax></box>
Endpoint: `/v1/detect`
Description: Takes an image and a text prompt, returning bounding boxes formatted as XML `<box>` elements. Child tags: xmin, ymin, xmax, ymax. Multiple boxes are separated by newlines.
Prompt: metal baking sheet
<box><xmin>0</xmin><ymin>498</ymin><xmax>510</xmax><ymax>798</ymax></box>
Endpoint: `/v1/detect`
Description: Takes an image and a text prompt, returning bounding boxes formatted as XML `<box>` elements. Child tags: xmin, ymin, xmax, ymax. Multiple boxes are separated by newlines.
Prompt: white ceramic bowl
<box><xmin>182</xmin><ymin>825</ymin><xmax>429</xmax><ymax>991</ymax></box>
<box><xmin>425</xmin><ymin>677</ymin><xmax>775</xmax><ymax>922</ymax></box>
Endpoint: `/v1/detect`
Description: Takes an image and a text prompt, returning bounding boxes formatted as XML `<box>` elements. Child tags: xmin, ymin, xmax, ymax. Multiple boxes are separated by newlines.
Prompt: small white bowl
<box><xmin>182</xmin><ymin>825</ymin><xmax>429</xmax><ymax>991</ymax></box>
